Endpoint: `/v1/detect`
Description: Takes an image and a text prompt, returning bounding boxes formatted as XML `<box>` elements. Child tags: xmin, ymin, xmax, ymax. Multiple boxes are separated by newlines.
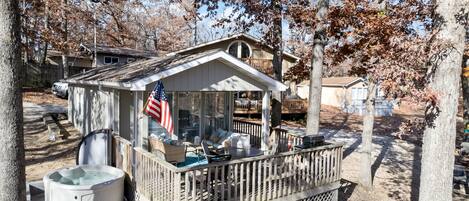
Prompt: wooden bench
<box><xmin>43</xmin><ymin>113</ymin><xmax>60</xmax><ymax>141</ymax></box>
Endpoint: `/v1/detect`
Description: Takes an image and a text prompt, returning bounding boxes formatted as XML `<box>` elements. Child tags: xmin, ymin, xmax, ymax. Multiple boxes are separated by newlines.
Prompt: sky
<box><xmin>193</xmin><ymin>2</ymin><xmax>296</xmax><ymax>51</ymax></box>
<box><xmin>168</xmin><ymin>1</ymin><xmax>428</xmax><ymax>51</ymax></box>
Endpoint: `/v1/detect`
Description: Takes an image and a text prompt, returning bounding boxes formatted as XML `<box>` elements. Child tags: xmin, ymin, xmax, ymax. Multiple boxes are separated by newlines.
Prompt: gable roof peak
<box><xmin>166</xmin><ymin>33</ymin><xmax>300</xmax><ymax>61</ymax></box>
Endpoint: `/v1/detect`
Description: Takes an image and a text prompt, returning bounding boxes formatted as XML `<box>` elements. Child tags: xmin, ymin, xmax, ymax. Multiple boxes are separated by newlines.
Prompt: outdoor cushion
<box><xmin>209</xmin><ymin>133</ymin><xmax>220</xmax><ymax>143</ymax></box>
<box><xmin>177</xmin><ymin>152</ymin><xmax>207</xmax><ymax>168</ymax></box>
<box><xmin>217</xmin><ymin>128</ymin><xmax>228</xmax><ymax>138</ymax></box>
<box><xmin>205</xmin><ymin>140</ymin><xmax>221</xmax><ymax>148</ymax></box>
<box><xmin>216</xmin><ymin>130</ymin><xmax>229</xmax><ymax>142</ymax></box>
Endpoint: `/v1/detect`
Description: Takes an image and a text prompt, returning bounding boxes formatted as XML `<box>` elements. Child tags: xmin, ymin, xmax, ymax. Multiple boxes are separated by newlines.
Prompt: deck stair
<box><xmin>27</xmin><ymin>180</ymin><xmax>44</xmax><ymax>201</ymax></box>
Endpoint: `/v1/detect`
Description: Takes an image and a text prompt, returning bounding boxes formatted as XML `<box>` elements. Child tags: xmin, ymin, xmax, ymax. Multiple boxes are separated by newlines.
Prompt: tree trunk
<box><xmin>0</xmin><ymin>0</ymin><xmax>26</xmax><ymax>200</ymax></box>
<box><xmin>419</xmin><ymin>1</ymin><xmax>467</xmax><ymax>200</ymax></box>
<box><xmin>40</xmin><ymin>0</ymin><xmax>49</xmax><ymax>65</ymax></box>
<box><xmin>306</xmin><ymin>0</ymin><xmax>328</xmax><ymax>135</ymax></box>
<box><xmin>462</xmin><ymin>55</ymin><xmax>469</xmax><ymax>128</ymax></box>
<box><xmin>61</xmin><ymin>0</ymin><xmax>68</xmax><ymax>78</ymax></box>
<box><xmin>61</xmin><ymin>55</ymin><xmax>68</xmax><ymax>79</ymax></box>
<box><xmin>270</xmin><ymin>0</ymin><xmax>282</xmax><ymax>129</ymax></box>
<box><xmin>358</xmin><ymin>80</ymin><xmax>376</xmax><ymax>190</ymax></box>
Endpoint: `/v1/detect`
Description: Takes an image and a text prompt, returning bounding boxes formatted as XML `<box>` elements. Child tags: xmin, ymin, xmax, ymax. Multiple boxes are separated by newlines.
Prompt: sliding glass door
<box><xmin>177</xmin><ymin>92</ymin><xmax>201</xmax><ymax>142</ymax></box>
<box><xmin>202</xmin><ymin>92</ymin><xmax>228</xmax><ymax>136</ymax></box>
<box><xmin>147</xmin><ymin>91</ymin><xmax>231</xmax><ymax>143</ymax></box>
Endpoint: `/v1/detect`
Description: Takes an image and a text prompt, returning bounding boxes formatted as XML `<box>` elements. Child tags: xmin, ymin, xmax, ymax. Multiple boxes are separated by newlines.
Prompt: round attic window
<box><xmin>227</xmin><ymin>41</ymin><xmax>252</xmax><ymax>59</ymax></box>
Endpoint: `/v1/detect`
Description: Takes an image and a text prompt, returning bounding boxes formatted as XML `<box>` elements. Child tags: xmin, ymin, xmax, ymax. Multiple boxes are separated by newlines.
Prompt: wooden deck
<box><xmin>111</xmin><ymin>120</ymin><xmax>343</xmax><ymax>201</ymax></box>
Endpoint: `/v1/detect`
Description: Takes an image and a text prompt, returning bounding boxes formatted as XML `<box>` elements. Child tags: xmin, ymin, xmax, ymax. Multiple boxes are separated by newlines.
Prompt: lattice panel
<box><xmin>299</xmin><ymin>190</ymin><xmax>337</xmax><ymax>201</ymax></box>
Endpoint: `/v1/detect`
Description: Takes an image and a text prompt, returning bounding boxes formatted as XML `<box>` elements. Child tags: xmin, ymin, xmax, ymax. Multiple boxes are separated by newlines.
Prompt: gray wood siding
<box><xmin>69</xmin><ymin>84</ymin><xmax>114</xmax><ymax>135</ymax></box>
<box><xmin>159</xmin><ymin>60</ymin><xmax>267</xmax><ymax>91</ymax></box>
<box><xmin>119</xmin><ymin>90</ymin><xmax>133</xmax><ymax>141</ymax></box>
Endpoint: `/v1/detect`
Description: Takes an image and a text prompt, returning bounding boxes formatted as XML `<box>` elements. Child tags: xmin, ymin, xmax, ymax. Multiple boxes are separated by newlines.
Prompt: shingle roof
<box><xmin>47</xmin><ymin>49</ymin><xmax>91</xmax><ymax>59</ymax></box>
<box><xmin>299</xmin><ymin>77</ymin><xmax>363</xmax><ymax>87</ymax></box>
<box><xmin>67</xmin><ymin>49</ymin><xmax>221</xmax><ymax>83</ymax></box>
<box><xmin>81</xmin><ymin>44</ymin><xmax>156</xmax><ymax>58</ymax></box>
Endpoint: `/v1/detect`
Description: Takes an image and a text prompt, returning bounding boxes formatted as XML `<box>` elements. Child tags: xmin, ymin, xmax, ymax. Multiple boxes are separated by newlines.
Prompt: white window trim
<box><xmin>104</xmin><ymin>56</ymin><xmax>119</xmax><ymax>65</ymax></box>
<box><xmin>226</xmin><ymin>40</ymin><xmax>252</xmax><ymax>59</ymax></box>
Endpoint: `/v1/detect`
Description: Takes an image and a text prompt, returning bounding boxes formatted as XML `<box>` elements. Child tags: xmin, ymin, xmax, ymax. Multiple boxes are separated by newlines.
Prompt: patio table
<box><xmin>218</xmin><ymin>147</ymin><xmax>265</xmax><ymax>160</ymax></box>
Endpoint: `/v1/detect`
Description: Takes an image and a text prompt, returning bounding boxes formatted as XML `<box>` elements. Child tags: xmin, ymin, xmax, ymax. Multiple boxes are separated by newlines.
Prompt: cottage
<box><xmin>66</xmin><ymin>49</ymin><xmax>286</xmax><ymax>148</ymax></box>
<box><xmin>66</xmin><ymin>49</ymin><xmax>343</xmax><ymax>201</ymax></box>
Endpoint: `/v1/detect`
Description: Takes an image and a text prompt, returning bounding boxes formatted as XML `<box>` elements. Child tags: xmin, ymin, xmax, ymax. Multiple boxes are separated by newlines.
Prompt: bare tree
<box><xmin>61</xmin><ymin>0</ymin><xmax>68</xmax><ymax>78</ymax></box>
<box><xmin>0</xmin><ymin>0</ymin><xmax>26</xmax><ymax>200</ymax></box>
<box><xmin>419</xmin><ymin>1</ymin><xmax>468</xmax><ymax>200</ymax></box>
<box><xmin>270</xmin><ymin>0</ymin><xmax>283</xmax><ymax>129</ymax></box>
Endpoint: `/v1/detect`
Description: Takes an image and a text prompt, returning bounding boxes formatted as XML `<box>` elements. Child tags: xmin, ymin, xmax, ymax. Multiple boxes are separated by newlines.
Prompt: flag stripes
<box><xmin>144</xmin><ymin>81</ymin><xmax>174</xmax><ymax>134</ymax></box>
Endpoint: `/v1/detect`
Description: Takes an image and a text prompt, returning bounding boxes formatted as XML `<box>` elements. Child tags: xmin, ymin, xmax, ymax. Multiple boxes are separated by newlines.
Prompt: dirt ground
<box><xmin>238</xmin><ymin>99</ymin><xmax>468</xmax><ymax>201</ymax></box>
<box><xmin>23</xmin><ymin>88</ymin><xmax>68</xmax><ymax>107</ymax></box>
<box><xmin>23</xmin><ymin>90</ymin><xmax>79</xmax><ymax>182</ymax></box>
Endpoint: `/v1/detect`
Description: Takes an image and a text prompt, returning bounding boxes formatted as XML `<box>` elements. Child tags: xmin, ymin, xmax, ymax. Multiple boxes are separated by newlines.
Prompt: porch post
<box><xmin>261</xmin><ymin>90</ymin><xmax>271</xmax><ymax>151</ymax></box>
<box><xmin>136</xmin><ymin>91</ymin><xmax>148</xmax><ymax>147</ymax></box>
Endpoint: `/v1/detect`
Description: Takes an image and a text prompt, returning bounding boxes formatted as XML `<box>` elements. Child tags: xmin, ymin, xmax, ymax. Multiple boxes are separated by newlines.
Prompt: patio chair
<box><xmin>201</xmin><ymin>140</ymin><xmax>231</xmax><ymax>163</ymax></box>
<box><xmin>201</xmin><ymin>140</ymin><xmax>231</xmax><ymax>197</ymax></box>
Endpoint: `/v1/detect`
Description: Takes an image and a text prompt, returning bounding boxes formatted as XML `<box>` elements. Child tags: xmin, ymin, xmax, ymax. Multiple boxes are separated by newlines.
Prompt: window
<box><xmin>227</xmin><ymin>41</ymin><xmax>251</xmax><ymax>59</ymax></box>
<box><xmin>104</xmin><ymin>56</ymin><xmax>119</xmax><ymax>65</ymax></box>
<box><xmin>228</xmin><ymin>43</ymin><xmax>238</xmax><ymax>57</ymax></box>
<box><xmin>127</xmin><ymin>58</ymin><xmax>136</xmax><ymax>63</ymax></box>
<box><xmin>176</xmin><ymin>92</ymin><xmax>201</xmax><ymax>142</ymax></box>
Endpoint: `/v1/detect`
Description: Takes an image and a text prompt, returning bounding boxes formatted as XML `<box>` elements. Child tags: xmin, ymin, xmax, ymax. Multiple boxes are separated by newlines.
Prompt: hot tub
<box><xmin>43</xmin><ymin>165</ymin><xmax>125</xmax><ymax>201</ymax></box>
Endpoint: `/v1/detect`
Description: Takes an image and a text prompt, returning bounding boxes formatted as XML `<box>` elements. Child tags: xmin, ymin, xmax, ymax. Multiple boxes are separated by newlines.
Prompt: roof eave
<box><xmin>65</xmin><ymin>79</ymin><xmax>132</xmax><ymax>90</ymax></box>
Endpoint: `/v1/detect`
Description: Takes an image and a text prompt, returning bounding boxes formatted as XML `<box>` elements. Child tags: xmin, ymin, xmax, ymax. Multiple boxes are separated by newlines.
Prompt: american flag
<box><xmin>144</xmin><ymin>81</ymin><xmax>173</xmax><ymax>134</ymax></box>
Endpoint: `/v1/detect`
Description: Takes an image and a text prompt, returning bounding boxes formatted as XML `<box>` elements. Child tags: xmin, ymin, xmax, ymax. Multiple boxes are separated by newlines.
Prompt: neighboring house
<box><xmin>79</xmin><ymin>44</ymin><xmax>156</xmax><ymax>67</ymax></box>
<box><xmin>24</xmin><ymin>45</ymin><xmax>157</xmax><ymax>86</ymax></box>
<box><xmin>168</xmin><ymin>33</ymin><xmax>300</xmax><ymax>95</ymax></box>
<box><xmin>298</xmin><ymin>77</ymin><xmax>365</xmax><ymax>107</ymax></box>
<box><xmin>47</xmin><ymin>50</ymin><xmax>94</xmax><ymax>71</ymax></box>
<box><xmin>27</xmin><ymin>50</ymin><xmax>94</xmax><ymax>85</ymax></box>
<box><xmin>297</xmin><ymin>77</ymin><xmax>393</xmax><ymax>116</ymax></box>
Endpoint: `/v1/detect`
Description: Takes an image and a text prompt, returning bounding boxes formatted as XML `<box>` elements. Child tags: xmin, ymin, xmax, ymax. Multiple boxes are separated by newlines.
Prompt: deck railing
<box><xmin>112</xmin><ymin>135</ymin><xmax>133</xmax><ymax>177</ymax></box>
<box><xmin>111</xmin><ymin>135</ymin><xmax>343</xmax><ymax>201</ymax></box>
<box><xmin>233</xmin><ymin>119</ymin><xmax>302</xmax><ymax>153</ymax></box>
<box><xmin>234</xmin><ymin>99</ymin><xmax>308</xmax><ymax>114</ymax></box>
